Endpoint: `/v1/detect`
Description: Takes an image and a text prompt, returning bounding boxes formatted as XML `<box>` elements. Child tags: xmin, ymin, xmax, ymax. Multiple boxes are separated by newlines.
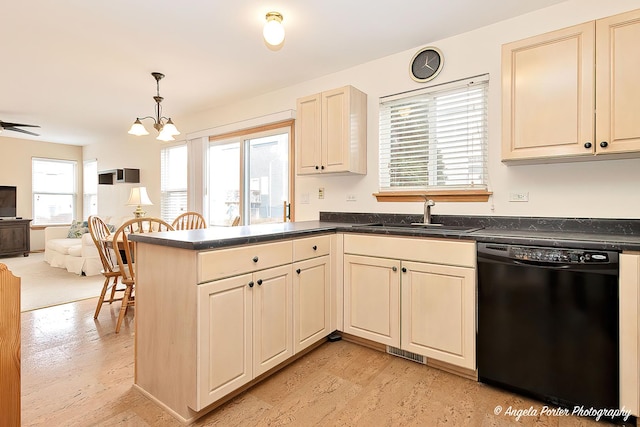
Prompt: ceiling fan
<box><xmin>0</xmin><ymin>120</ymin><xmax>40</xmax><ymax>136</ymax></box>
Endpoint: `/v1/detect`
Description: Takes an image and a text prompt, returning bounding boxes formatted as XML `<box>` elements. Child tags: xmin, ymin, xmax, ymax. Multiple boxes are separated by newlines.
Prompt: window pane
<box><xmin>83</xmin><ymin>159</ymin><xmax>98</xmax><ymax>219</ymax></box>
<box><xmin>208</xmin><ymin>142</ymin><xmax>240</xmax><ymax>226</ymax></box>
<box><xmin>32</xmin><ymin>158</ymin><xmax>77</xmax><ymax>225</ymax></box>
<box><xmin>161</xmin><ymin>145</ymin><xmax>188</xmax><ymax>223</ymax></box>
<box><xmin>33</xmin><ymin>194</ymin><xmax>74</xmax><ymax>224</ymax></box>
<box><xmin>379</xmin><ymin>75</ymin><xmax>488</xmax><ymax>191</ymax></box>
<box><xmin>246</xmin><ymin>133</ymin><xmax>289</xmax><ymax>225</ymax></box>
<box><xmin>33</xmin><ymin>159</ymin><xmax>76</xmax><ymax>193</ymax></box>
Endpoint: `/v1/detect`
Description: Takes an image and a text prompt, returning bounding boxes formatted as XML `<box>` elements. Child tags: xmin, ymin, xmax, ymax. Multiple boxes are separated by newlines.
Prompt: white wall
<box><xmin>172</xmin><ymin>0</ymin><xmax>640</xmax><ymax>221</ymax></box>
<box><xmin>83</xmin><ymin>135</ymin><xmax>162</xmax><ymax>220</ymax></box>
<box><xmin>0</xmin><ymin>135</ymin><xmax>83</xmax><ymax>250</ymax></box>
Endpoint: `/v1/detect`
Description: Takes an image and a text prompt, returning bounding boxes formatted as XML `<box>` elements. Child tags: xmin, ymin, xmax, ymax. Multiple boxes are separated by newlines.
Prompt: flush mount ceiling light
<box><xmin>263</xmin><ymin>11</ymin><xmax>285</xmax><ymax>46</ymax></box>
<box><xmin>128</xmin><ymin>72</ymin><xmax>180</xmax><ymax>142</ymax></box>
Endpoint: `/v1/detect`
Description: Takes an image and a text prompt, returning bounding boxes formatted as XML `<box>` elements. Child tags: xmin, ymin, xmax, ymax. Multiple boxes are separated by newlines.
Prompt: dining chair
<box><xmin>171</xmin><ymin>211</ymin><xmax>207</xmax><ymax>230</ymax></box>
<box><xmin>112</xmin><ymin>217</ymin><xmax>174</xmax><ymax>333</ymax></box>
<box><xmin>231</xmin><ymin>216</ymin><xmax>241</xmax><ymax>226</ymax></box>
<box><xmin>88</xmin><ymin>215</ymin><xmax>125</xmax><ymax>319</ymax></box>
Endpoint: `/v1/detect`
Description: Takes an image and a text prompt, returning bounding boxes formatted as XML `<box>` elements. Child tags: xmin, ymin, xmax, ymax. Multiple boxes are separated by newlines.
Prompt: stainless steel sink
<box><xmin>355</xmin><ymin>223</ymin><xmax>483</xmax><ymax>233</ymax></box>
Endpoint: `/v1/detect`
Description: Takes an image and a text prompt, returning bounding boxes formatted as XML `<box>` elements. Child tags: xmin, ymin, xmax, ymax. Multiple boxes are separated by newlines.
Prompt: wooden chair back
<box><xmin>88</xmin><ymin>215</ymin><xmax>118</xmax><ymax>274</ymax></box>
<box><xmin>171</xmin><ymin>211</ymin><xmax>207</xmax><ymax>230</ymax></box>
<box><xmin>231</xmin><ymin>216</ymin><xmax>241</xmax><ymax>226</ymax></box>
<box><xmin>113</xmin><ymin>217</ymin><xmax>174</xmax><ymax>284</ymax></box>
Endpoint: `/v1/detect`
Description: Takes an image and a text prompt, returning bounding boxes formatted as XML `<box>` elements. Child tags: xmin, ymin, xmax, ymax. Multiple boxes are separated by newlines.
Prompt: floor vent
<box><xmin>386</xmin><ymin>346</ymin><xmax>426</xmax><ymax>364</ymax></box>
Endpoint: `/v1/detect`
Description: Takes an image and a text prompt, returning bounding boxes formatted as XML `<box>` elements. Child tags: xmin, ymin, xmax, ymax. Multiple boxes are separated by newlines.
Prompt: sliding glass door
<box><xmin>207</xmin><ymin>124</ymin><xmax>291</xmax><ymax>226</ymax></box>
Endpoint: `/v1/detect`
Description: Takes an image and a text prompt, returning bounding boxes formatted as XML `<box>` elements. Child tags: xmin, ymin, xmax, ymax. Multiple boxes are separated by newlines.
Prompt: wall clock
<box><xmin>410</xmin><ymin>47</ymin><xmax>443</xmax><ymax>82</ymax></box>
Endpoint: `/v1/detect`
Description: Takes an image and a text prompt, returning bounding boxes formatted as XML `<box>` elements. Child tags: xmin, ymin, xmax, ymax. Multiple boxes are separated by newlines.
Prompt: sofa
<box><xmin>44</xmin><ymin>216</ymin><xmax>130</xmax><ymax>276</ymax></box>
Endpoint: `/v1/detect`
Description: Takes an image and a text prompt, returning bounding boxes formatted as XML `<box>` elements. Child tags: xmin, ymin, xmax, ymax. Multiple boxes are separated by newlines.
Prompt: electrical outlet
<box><xmin>318</xmin><ymin>187</ymin><xmax>325</xmax><ymax>199</ymax></box>
<box><xmin>346</xmin><ymin>194</ymin><xmax>357</xmax><ymax>202</ymax></box>
<box><xmin>509</xmin><ymin>191</ymin><xmax>529</xmax><ymax>202</ymax></box>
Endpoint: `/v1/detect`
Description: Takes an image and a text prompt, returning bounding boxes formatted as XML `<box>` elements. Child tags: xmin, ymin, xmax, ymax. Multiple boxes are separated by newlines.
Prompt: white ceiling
<box><xmin>0</xmin><ymin>0</ymin><xmax>566</xmax><ymax>146</ymax></box>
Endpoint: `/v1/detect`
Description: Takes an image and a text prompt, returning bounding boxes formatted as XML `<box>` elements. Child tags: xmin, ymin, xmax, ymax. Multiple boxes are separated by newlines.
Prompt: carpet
<box><xmin>0</xmin><ymin>253</ymin><xmax>103</xmax><ymax>312</ymax></box>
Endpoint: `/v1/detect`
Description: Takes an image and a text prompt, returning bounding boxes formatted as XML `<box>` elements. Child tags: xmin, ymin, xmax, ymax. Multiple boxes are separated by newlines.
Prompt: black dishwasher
<box><xmin>477</xmin><ymin>242</ymin><xmax>619</xmax><ymax>411</ymax></box>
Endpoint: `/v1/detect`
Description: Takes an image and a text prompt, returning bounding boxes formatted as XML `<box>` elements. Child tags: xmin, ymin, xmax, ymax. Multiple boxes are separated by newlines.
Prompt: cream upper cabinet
<box><xmin>502</xmin><ymin>9</ymin><xmax>640</xmax><ymax>163</ymax></box>
<box><xmin>296</xmin><ymin>85</ymin><xmax>367</xmax><ymax>175</ymax></box>
<box><xmin>595</xmin><ymin>9</ymin><xmax>640</xmax><ymax>156</ymax></box>
<box><xmin>502</xmin><ymin>22</ymin><xmax>595</xmax><ymax>161</ymax></box>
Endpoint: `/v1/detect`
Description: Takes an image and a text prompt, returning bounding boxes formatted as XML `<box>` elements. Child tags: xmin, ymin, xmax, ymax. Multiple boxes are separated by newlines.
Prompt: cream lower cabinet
<box><xmin>293</xmin><ymin>255</ymin><xmax>330</xmax><ymax>353</ymax></box>
<box><xmin>620</xmin><ymin>252</ymin><xmax>640</xmax><ymax>416</ymax></box>
<box><xmin>343</xmin><ymin>234</ymin><xmax>476</xmax><ymax>370</ymax></box>
<box><xmin>400</xmin><ymin>261</ymin><xmax>476</xmax><ymax>370</ymax></box>
<box><xmin>197</xmin><ymin>273</ymin><xmax>253</xmax><ymax>409</ymax></box>
<box><xmin>292</xmin><ymin>235</ymin><xmax>331</xmax><ymax>354</ymax></box>
<box><xmin>197</xmin><ymin>264</ymin><xmax>292</xmax><ymax>410</ymax></box>
<box><xmin>343</xmin><ymin>254</ymin><xmax>400</xmax><ymax>347</ymax></box>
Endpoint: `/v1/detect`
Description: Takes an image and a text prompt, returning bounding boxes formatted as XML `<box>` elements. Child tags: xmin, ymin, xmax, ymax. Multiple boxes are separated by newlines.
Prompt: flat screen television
<box><xmin>0</xmin><ymin>186</ymin><xmax>17</xmax><ymax>218</ymax></box>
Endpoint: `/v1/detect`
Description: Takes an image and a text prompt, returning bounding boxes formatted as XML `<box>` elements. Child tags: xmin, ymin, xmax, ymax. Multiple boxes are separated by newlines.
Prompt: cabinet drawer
<box><xmin>198</xmin><ymin>240</ymin><xmax>293</xmax><ymax>283</ymax></box>
<box><xmin>344</xmin><ymin>234</ymin><xmax>476</xmax><ymax>268</ymax></box>
<box><xmin>293</xmin><ymin>235</ymin><xmax>330</xmax><ymax>262</ymax></box>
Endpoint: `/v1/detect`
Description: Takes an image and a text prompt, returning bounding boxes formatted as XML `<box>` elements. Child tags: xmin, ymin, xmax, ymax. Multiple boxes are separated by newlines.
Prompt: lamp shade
<box><xmin>156</xmin><ymin>127</ymin><xmax>176</xmax><ymax>142</ymax></box>
<box><xmin>127</xmin><ymin>187</ymin><xmax>153</xmax><ymax>206</ymax></box>
<box><xmin>163</xmin><ymin>119</ymin><xmax>180</xmax><ymax>136</ymax></box>
<box><xmin>128</xmin><ymin>119</ymin><xmax>150</xmax><ymax>136</ymax></box>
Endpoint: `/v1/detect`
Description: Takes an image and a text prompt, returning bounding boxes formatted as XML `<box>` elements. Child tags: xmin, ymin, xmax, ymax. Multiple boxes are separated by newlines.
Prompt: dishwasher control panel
<box><xmin>478</xmin><ymin>243</ymin><xmax>618</xmax><ymax>265</ymax></box>
<box><xmin>510</xmin><ymin>246</ymin><xmax>610</xmax><ymax>264</ymax></box>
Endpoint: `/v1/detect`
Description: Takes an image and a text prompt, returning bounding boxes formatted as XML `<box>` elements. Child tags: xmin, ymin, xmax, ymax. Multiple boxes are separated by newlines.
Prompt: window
<box><xmin>377</xmin><ymin>75</ymin><xmax>490</xmax><ymax>201</ymax></box>
<box><xmin>83</xmin><ymin>159</ymin><xmax>98</xmax><ymax>219</ymax></box>
<box><xmin>207</xmin><ymin>122</ymin><xmax>293</xmax><ymax>226</ymax></box>
<box><xmin>160</xmin><ymin>144</ymin><xmax>188</xmax><ymax>223</ymax></box>
<box><xmin>32</xmin><ymin>158</ymin><xmax>77</xmax><ymax>225</ymax></box>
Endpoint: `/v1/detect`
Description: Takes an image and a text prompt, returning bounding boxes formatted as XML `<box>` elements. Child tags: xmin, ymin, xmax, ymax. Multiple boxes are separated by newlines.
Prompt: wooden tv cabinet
<box><xmin>0</xmin><ymin>219</ymin><xmax>32</xmax><ymax>257</ymax></box>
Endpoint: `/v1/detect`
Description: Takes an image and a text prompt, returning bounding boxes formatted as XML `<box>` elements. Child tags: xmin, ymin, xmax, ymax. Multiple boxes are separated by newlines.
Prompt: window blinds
<box><xmin>379</xmin><ymin>75</ymin><xmax>489</xmax><ymax>191</ymax></box>
<box><xmin>160</xmin><ymin>144</ymin><xmax>188</xmax><ymax>223</ymax></box>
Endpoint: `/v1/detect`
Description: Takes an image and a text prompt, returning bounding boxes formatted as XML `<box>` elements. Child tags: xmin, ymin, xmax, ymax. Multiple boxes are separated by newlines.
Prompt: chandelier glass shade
<box><xmin>128</xmin><ymin>72</ymin><xmax>180</xmax><ymax>141</ymax></box>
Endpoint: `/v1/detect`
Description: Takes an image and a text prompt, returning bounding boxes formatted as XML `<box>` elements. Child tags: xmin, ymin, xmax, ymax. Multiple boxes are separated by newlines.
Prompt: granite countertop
<box><xmin>128</xmin><ymin>221</ymin><xmax>352</xmax><ymax>251</ymax></box>
<box><xmin>129</xmin><ymin>214</ymin><xmax>640</xmax><ymax>252</ymax></box>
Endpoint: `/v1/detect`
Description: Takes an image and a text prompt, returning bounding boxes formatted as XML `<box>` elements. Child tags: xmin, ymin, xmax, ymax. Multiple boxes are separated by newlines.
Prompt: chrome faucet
<box><xmin>423</xmin><ymin>198</ymin><xmax>435</xmax><ymax>224</ymax></box>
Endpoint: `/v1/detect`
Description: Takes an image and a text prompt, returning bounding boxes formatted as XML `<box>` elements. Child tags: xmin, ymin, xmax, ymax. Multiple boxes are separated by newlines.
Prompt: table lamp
<box><xmin>127</xmin><ymin>187</ymin><xmax>153</xmax><ymax>218</ymax></box>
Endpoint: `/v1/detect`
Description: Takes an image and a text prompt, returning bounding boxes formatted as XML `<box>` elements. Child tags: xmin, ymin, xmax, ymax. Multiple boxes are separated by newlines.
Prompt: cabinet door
<box><xmin>196</xmin><ymin>273</ymin><xmax>253</xmax><ymax>410</ymax></box>
<box><xmin>343</xmin><ymin>254</ymin><xmax>400</xmax><ymax>347</ymax></box>
<box><xmin>502</xmin><ymin>22</ymin><xmax>595</xmax><ymax>161</ymax></box>
<box><xmin>293</xmin><ymin>255</ymin><xmax>330</xmax><ymax>353</ymax></box>
<box><xmin>252</xmin><ymin>264</ymin><xmax>293</xmax><ymax>377</ymax></box>
<box><xmin>400</xmin><ymin>261</ymin><xmax>476</xmax><ymax>370</ymax></box>
<box><xmin>596</xmin><ymin>9</ymin><xmax>640</xmax><ymax>155</ymax></box>
<box><xmin>296</xmin><ymin>93</ymin><xmax>322</xmax><ymax>175</ymax></box>
<box><xmin>322</xmin><ymin>87</ymin><xmax>349</xmax><ymax>173</ymax></box>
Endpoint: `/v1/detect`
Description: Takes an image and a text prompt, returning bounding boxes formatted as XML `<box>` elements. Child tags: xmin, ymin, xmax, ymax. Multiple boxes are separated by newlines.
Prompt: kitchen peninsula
<box><xmin>129</xmin><ymin>215</ymin><xmax>640</xmax><ymax>424</ymax></box>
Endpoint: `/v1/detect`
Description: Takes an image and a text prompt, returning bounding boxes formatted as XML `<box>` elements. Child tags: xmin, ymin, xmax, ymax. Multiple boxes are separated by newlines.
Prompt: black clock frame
<box><xmin>410</xmin><ymin>47</ymin><xmax>444</xmax><ymax>82</ymax></box>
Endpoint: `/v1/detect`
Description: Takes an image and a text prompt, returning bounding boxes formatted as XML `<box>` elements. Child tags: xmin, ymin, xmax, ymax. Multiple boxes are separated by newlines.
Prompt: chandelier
<box><xmin>128</xmin><ymin>72</ymin><xmax>180</xmax><ymax>141</ymax></box>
